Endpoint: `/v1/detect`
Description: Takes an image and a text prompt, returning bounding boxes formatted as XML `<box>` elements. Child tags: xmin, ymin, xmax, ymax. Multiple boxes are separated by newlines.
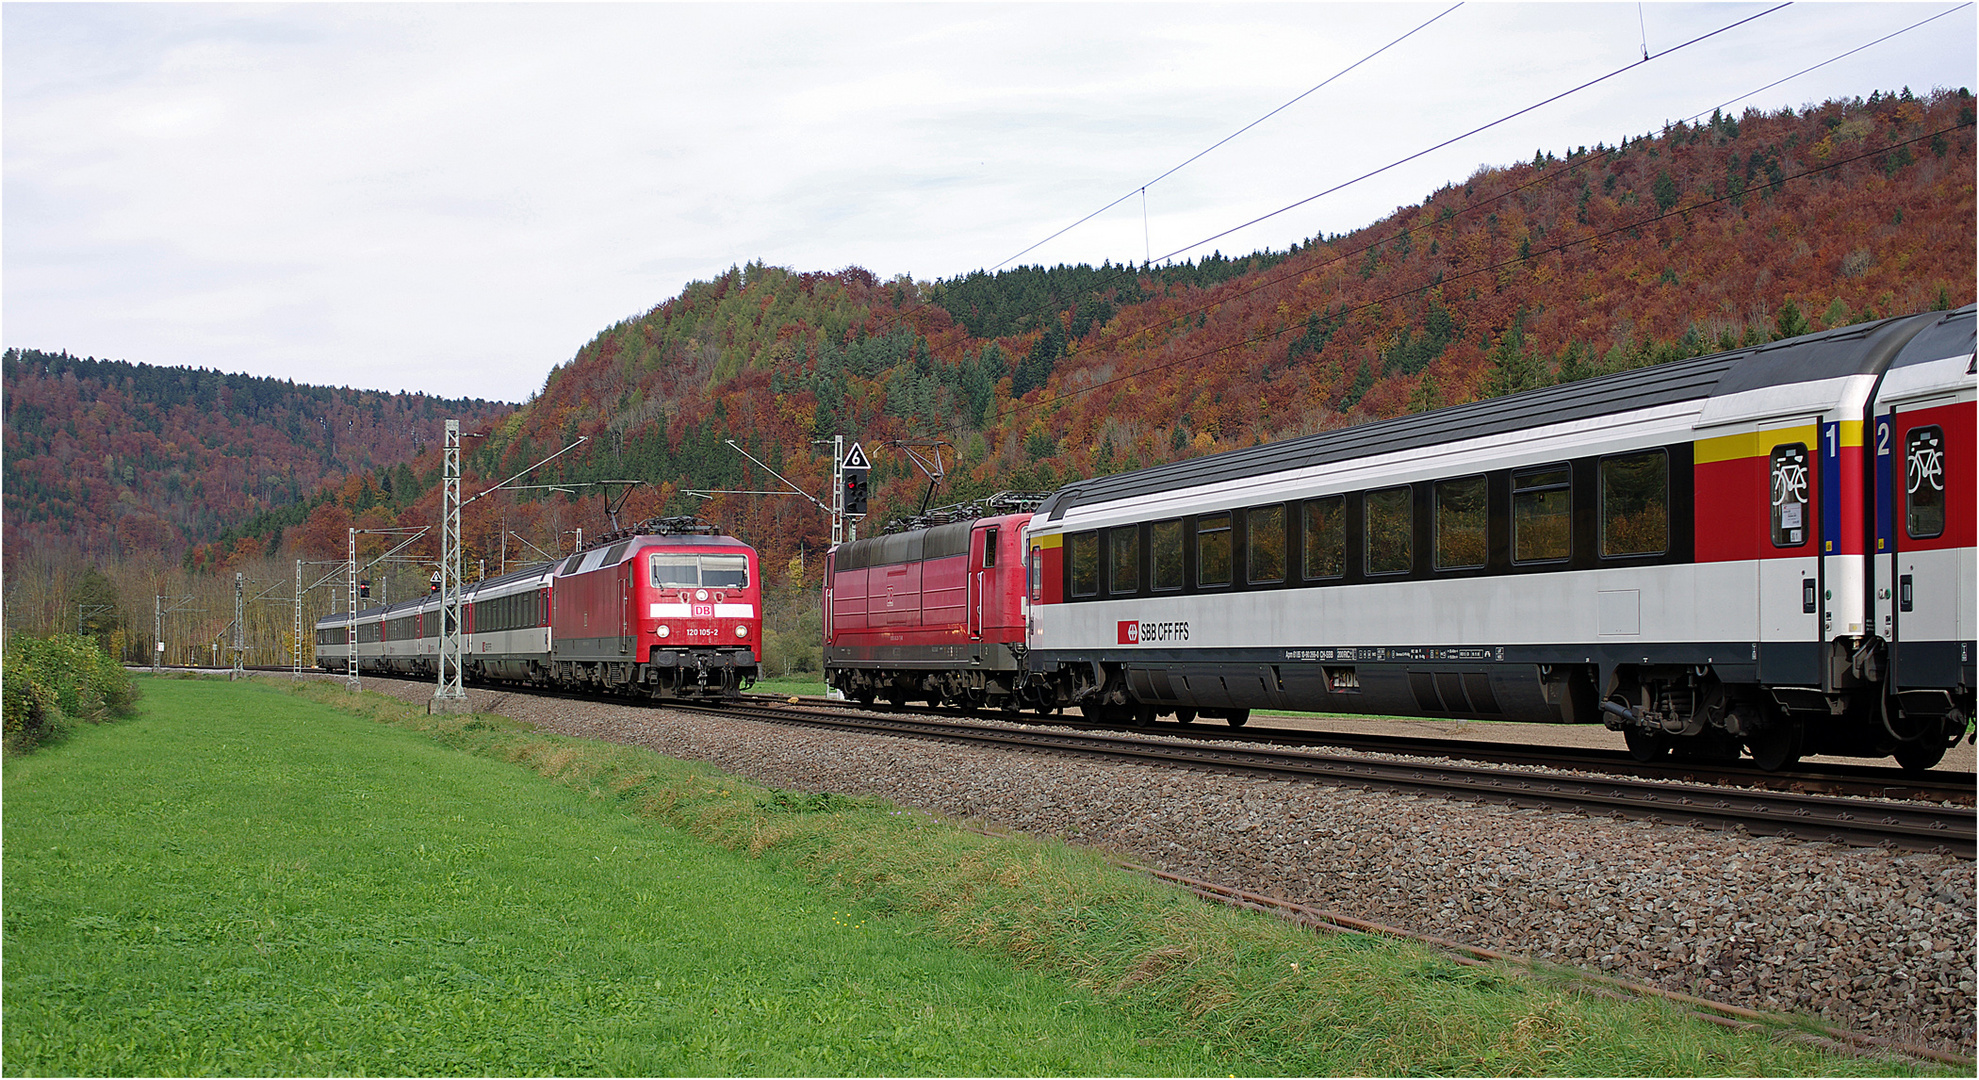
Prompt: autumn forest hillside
<box><xmin>2</xmin><ymin>352</ymin><xmax>511</xmax><ymax>563</ymax></box>
<box><xmin>439</xmin><ymin>89</ymin><xmax>1975</xmax><ymax>575</ymax></box>
<box><xmin>4</xmin><ymin>89</ymin><xmax>1973</xmax><ymax>668</ymax></box>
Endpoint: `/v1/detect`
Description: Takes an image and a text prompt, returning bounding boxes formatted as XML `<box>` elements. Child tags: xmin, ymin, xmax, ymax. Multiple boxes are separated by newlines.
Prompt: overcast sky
<box><xmin>5</xmin><ymin>2</ymin><xmax>1974</xmax><ymax>404</ymax></box>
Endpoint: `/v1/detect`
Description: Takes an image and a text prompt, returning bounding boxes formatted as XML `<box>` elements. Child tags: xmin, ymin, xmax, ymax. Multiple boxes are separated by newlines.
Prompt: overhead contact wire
<box><xmin>1147</xmin><ymin>2</ymin><xmax>1792</xmax><ymax>267</ymax></box>
<box><xmin>963</xmin><ymin>0</ymin><xmax>1961</xmax><ymax>413</ymax></box>
<box><xmin>918</xmin><ymin>0</ymin><xmax>1794</xmax><ymax>359</ymax></box>
<box><xmin>985</xmin><ymin>122</ymin><xmax>1964</xmax><ymax>427</ymax></box>
<box><xmin>986</xmin><ymin>3</ymin><xmax>1464</xmax><ymax>274</ymax></box>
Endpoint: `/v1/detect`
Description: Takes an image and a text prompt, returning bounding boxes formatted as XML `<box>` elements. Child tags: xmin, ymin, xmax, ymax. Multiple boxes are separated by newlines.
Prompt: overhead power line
<box><xmin>1696</xmin><ymin>2</ymin><xmax>1971</xmax><ymax>122</ymax></box>
<box><xmin>915</xmin><ymin>0</ymin><xmax>1792</xmax><ymax>356</ymax></box>
<box><xmin>1146</xmin><ymin>2</ymin><xmax>1792</xmax><ymax>268</ymax></box>
<box><xmin>836</xmin><ymin>2</ymin><xmax>1956</xmax><ymax>457</ymax></box>
<box><xmin>988</xmin><ymin>3</ymin><xmax>1464</xmax><ymax>273</ymax></box>
<box><xmin>1032</xmin><ymin>1</ymin><xmax>1973</xmax><ymax>367</ymax></box>
<box><xmin>977</xmin><ymin>121</ymin><xmax>1968</xmax><ymax>432</ymax></box>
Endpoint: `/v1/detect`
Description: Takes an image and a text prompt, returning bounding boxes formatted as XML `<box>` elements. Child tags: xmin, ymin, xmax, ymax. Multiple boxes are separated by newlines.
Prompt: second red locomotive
<box><xmin>823</xmin><ymin>493</ymin><xmax>1043</xmax><ymax>709</ymax></box>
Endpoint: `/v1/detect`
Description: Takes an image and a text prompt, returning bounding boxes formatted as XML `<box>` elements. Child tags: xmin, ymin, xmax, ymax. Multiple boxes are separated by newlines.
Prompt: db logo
<box><xmin>692</xmin><ymin>603</ymin><xmax>715</xmax><ymax>618</ymax></box>
<box><xmin>1117</xmin><ymin>620</ymin><xmax>1139</xmax><ymax>645</ymax></box>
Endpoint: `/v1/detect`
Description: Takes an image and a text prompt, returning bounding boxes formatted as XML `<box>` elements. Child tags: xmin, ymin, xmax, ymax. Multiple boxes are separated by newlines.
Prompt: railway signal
<box><xmin>841</xmin><ymin>441</ymin><xmax>871</xmax><ymax>518</ymax></box>
<box><xmin>844</xmin><ymin>468</ymin><xmax>869</xmax><ymax>516</ymax></box>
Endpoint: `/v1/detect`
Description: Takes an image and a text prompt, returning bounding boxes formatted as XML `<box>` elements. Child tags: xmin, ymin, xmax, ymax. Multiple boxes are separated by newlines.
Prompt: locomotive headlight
<box><xmin>656</xmin><ymin>624</ymin><xmax>671</xmax><ymax>639</ymax></box>
<box><xmin>735</xmin><ymin>625</ymin><xmax>748</xmax><ymax>638</ymax></box>
<box><xmin>695</xmin><ymin>589</ymin><xmax>709</xmax><ymax>601</ymax></box>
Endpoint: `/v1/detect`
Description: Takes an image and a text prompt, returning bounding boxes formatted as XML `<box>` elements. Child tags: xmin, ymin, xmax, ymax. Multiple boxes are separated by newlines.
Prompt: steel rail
<box><xmin>762</xmin><ymin>694</ymin><xmax>1976</xmax><ymax>805</ymax></box>
<box><xmin>696</xmin><ymin>699</ymin><xmax>1976</xmax><ymax>857</ymax></box>
<box><xmin>241</xmin><ymin>670</ymin><xmax>1973</xmax><ymax>805</ymax></box>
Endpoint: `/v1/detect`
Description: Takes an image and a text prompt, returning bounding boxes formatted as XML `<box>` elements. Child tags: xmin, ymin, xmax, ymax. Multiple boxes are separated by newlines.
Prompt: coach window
<box><xmin>1070</xmin><ymin>532</ymin><xmax>1100</xmax><ymax>597</ymax></box>
<box><xmin>1601</xmin><ymin>450</ymin><xmax>1668</xmax><ymax>556</ymax></box>
<box><xmin>1434</xmin><ymin>476</ymin><xmax>1487</xmax><ymax>570</ymax></box>
<box><xmin>1302</xmin><ymin>495</ymin><xmax>1346</xmax><ymax>579</ymax></box>
<box><xmin>1365</xmin><ymin>485</ymin><xmax>1413</xmax><ymax>575</ymax></box>
<box><xmin>1246</xmin><ymin>504</ymin><xmax>1287</xmax><ymax>584</ymax></box>
<box><xmin>1905</xmin><ymin>426</ymin><xmax>1946</xmax><ymax>539</ymax></box>
<box><xmin>1513</xmin><ymin>465</ymin><xmax>1571</xmax><ymax>563</ymax></box>
<box><xmin>1110</xmin><ymin>526</ymin><xmax>1139</xmax><ymax>595</ymax></box>
<box><xmin>1769</xmin><ymin>444</ymin><xmax>1810</xmax><ymax>547</ymax></box>
<box><xmin>1151</xmin><ymin>519</ymin><xmax>1185</xmax><ymax>591</ymax></box>
<box><xmin>982</xmin><ymin>527</ymin><xmax>998</xmax><ymax>567</ymax></box>
<box><xmin>1197</xmin><ymin>513</ymin><xmax>1233</xmax><ymax>587</ymax></box>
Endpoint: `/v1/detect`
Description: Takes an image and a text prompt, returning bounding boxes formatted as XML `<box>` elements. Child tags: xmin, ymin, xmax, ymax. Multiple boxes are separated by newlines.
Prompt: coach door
<box><xmin>1875</xmin><ymin>404</ymin><xmax>1969</xmax><ymax>685</ymax></box>
<box><xmin>1758</xmin><ymin>423</ymin><xmax>1824</xmax><ymax>683</ymax></box>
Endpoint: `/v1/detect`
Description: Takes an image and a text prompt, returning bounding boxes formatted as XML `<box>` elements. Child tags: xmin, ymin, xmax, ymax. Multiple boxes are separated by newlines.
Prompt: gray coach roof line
<box><xmin>1887</xmin><ymin>304</ymin><xmax>1976</xmax><ymax>370</ymax></box>
<box><xmin>1039</xmin><ymin>311</ymin><xmax>1940</xmax><ymax>521</ymax></box>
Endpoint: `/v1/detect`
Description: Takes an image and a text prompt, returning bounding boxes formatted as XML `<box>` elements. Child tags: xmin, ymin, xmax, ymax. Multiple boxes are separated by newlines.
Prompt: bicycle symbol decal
<box><xmin>1906</xmin><ymin>431</ymin><xmax>1943</xmax><ymax>496</ymax></box>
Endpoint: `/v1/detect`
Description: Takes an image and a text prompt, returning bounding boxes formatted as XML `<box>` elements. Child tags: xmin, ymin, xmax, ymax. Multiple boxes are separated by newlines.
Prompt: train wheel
<box><xmin>1892</xmin><ymin>738</ymin><xmax>1948</xmax><ymax>772</ymax></box>
<box><xmin>1892</xmin><ymin>714</ymin><xmax>1951</xmax><ymax>772</ymax></box>
<box><xmin>1173</xmin><ymin>708</ymin><xmax>1196</xmax><ymax>725</ymax></box>
<box><xmin>1623</xmin><ymin>728</ymin><xmax>1668</xmax><ymax>762</ymax></box>
<box><xmin>1224</xmin><ymin>709</ymin><xmax>1249</xmax><ymax>729</ymax></box>
<box><xmin>1746</xmin><ymin>716</ymin><xmax>1804</xmax><ymax>772</ymax></box>
<box><xmin>1132</xmin><ymin>704</ymin><xmax>1158</xmax><ymax>727</ymax></box>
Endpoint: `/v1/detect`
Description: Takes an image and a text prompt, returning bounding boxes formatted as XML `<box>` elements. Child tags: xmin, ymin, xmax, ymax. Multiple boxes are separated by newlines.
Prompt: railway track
<box><xmin>233</xmin><ymin>666</ymin><xmax>1971</xmax><ymax>802</ymax></box>
<box><xmin>700</xmin><ymin>696</ymin><xmax>1976</xmax><ymax>858</ymax></box>
<box><xmin>236</xmin><ymin>667</ymin><xmax>1973</xmax><ymax>854</ymax></box>
<box><xmin>762</xmin><ymin>694</ymin><xmax>1976</xmax><ymax>806</ymax></box>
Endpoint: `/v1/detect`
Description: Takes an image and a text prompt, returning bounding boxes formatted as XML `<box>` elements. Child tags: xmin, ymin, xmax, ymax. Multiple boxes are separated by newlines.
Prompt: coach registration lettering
<box><xmin>1117</xmin><ymin>620</ymin><xmax>1189</xmax><ymax>644</ymax></box>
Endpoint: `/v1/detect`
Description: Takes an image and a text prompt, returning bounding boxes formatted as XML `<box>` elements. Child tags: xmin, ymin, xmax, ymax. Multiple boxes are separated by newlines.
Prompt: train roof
<box><xmin>1036</xmin><ymin>309</ymin><xmax>1946</xmax><ymax>522</ymax></box>
<box><xmin>832</xmin><ymin>496</ymin><xmax>1040</xmax><ymax>569</ymax></box>
<box><xmin>554</xmin><ymin>530</ymin><xmax>751</xmax><ymax>577</ymax></box>
<box><xmin>314</xmin><ymin>562</ymin><xmax>553</xmax><ymax>627</ymax></box>
<box><xmin>1888</xmin><ymin>305</ymin><xmax>1976</xmax><ymax>370</ymax></box>
<box><xmin>474</xmin><ymin>561</ymin><xmax>557</xmax><ymax>591</ymax></box>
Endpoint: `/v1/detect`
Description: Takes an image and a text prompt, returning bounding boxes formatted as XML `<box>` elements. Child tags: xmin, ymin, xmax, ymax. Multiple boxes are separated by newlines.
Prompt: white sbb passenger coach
<box><xmin>1020</xmin><ymin>307</ymin><xmax>1974</xmax><ymax>771</ymax></box>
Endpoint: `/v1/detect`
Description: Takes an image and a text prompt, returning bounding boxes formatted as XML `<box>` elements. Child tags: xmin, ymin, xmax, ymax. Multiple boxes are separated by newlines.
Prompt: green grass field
<box><xmin>749</xmin><ymin>675</ymin><xmax>829</xmax><ymax>698</ymax></box>
<box><xmin>3</xmin><ymin>676</ymin><xmax>1947</xmax><ymax>1076</ymax></box>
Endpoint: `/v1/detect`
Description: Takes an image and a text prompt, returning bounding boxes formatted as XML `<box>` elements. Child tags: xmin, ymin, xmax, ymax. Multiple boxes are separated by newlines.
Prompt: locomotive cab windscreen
<box><xmin>651</xmin><ymin>552</ymin><xmax>751</xmax><ymax>589</ymax></box>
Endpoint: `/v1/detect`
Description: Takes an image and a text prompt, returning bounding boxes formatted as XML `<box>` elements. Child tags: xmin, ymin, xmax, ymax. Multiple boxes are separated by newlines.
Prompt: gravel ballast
<box><xmin>357</xmin><ymin>679</ymin><xmax>1976</xmax><ymax>1055</ymax></box>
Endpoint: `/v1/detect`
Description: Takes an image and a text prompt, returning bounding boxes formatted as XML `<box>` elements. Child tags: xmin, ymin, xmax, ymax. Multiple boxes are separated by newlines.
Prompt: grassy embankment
<box><xmin>750</xmin><ymin>674</ymin><xmax>829</xmax><ymax>698</ymax></box>
<box><xmin>4</xmin><ymin>675</ymin><xmax>1943</xmax><ymax>1076</ymax></box>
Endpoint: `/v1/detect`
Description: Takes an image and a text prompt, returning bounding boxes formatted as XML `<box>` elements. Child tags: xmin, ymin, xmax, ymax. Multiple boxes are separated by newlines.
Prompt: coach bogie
<box><xmin>1598</xmin><ymin>664</ymin><xmax>1821</xmax><ymax>769</ymax></box>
